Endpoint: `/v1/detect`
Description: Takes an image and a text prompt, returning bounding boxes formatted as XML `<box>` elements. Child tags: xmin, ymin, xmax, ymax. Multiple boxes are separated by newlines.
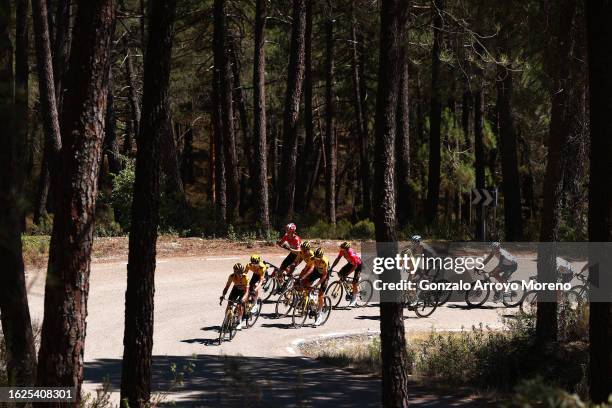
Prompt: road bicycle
<box><xmin>244</xmin><ymin>289</ymin><xmax>263</xmax><ymax>328</ymax></box>
<box><xmin>274</xmin><ymin>277</ymin><xmax>300</xmax><ymax>318</ymax></box>
<box><xmin>218</xmin><ymin>299</ymin><xmax>241</xmax><ymax>344</ymax></box>
<box><xmin>520</xmin><ymin>271</ymin><xmax>588</xmax><ymax>314</ymax></box>
<box><xmin>325</xmin><ymin>269</ymin><xmax>374</xmax><ymax>308</ymax></box>
<box><xmin>292</xmin><ymin>285</ymin><xmax>332</xmax><ymax>328</ymax></box>
<box><xmin>261</xmin><ymin>261</ymin><xmax>295</xmax><ymax>301</ymax></box>
<box><xmin>464</xmin><ymin>268</ymin><xmax>524</xmax><ymax>308</ymax></box>
<box><xmin>402</xmin><ymin>285</ymin><xmax>439</xmax><ymax>318</ymax></box>
<box><xmin>398</xmin><ymin>246</ymin><xmax>452</xmax><ymax>306</ymax></box>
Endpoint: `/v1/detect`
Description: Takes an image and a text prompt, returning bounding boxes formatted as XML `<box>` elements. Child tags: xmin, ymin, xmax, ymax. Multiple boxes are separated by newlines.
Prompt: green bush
<box><xmin>110</xmin><ymin>160</ymin><xmax>135</xmax><ymax>231</ymax></box>
<box><xmin>305</xmin><ymin>219</ymin><xmax>375</xmax><ymax>240</ymax></box>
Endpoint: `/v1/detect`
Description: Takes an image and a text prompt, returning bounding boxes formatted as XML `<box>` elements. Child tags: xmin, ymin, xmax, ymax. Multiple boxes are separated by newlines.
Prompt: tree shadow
<box><xmin>84</xmin><ymin>353</ymin><xmax>488</xmax><ymax>407</ymax></box>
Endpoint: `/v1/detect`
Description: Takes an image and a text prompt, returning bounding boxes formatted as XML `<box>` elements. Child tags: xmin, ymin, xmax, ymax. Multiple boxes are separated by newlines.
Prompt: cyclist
<box><xmin>220</xmin><ymin>263</ymin><xmax>249</xmax><ymax>330</ymax></box>
<box><xmin>277</xmin><ymin>223</ymin><xmax>302</xmax><ymax>277</ymax></box>
<box><xmin>245</xmin><ymin>254</ymin><xmax>267</xmax><ymax>314</ymax></box>
<box><xmin>483</xmin><ymin>242</ymin><xmax>518</xmax><ymax>301</ymax></box>
<box><xmin>330</xmin><ymin>241</ymin><xmax>362</xmax><ymax>307</ymax></box>
<box><xmin>291</xmin><ymin>241</ymin><xmax>313</xmax><ymax>269</ymax></box>
<box><xmin>556</xmin><ymin>257</ymin><xmax>574</xmax><ymax>284</ymax></box>
<box><xmin>299</xmin><ymin>248</ymin><xmax>330</xmax><ymax>326</ymax></box>
<box><xmin>405</xmin><ymin>235</ymin><xmax>438</xmax><ymax>277</ymax></box>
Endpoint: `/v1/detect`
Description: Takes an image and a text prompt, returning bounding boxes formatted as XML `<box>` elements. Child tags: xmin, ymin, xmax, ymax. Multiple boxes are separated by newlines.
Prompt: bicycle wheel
<box><xmin>520</xmin><ymin>290</ymin><xmax>538</xmax><ymax>314</ymax></box>
<box><xmin>465</xmin><ymin>281</ymin><xmax>490</xmax><ymax>307</ymax></box>
<box><xmin>261</xmin><ymin>277</ymin><xmax>276</xmax><ymax>301</ymax></box>
<box><xmin>355</xmin><ymin>280</ymin><xmax>374</xmax><ymax>307</ymax></box>
<box><xmin>414</xmin><ymin>291</ymin><xmax>438</xmax><ymax>318</ymax></box>
<box><xmin>218</xmin><ymin>314</ymin><xmax>230</xmax><ymax>345</ymax></box>
<box><xmin>292</xmin><ymin>297</ymin><xmax>309</xmax><ymax>328</ymax></box>
<box><xmin>275</xmin><ymin>288</ymin><xmax>295</xmax><ymax>318</ymax></box>
<box><xmin>245</xmin><ymin>299</ymin><xmax>263</xmax><ymax>328</ymax></box>
<box><xmin>228</xmin><ymin>314</ymin><xmax>238</xmax><ymax>340</ymax></box>
<box><xmin>502</xmin><ymin>280</ymin><xmax>525</xmax><ymax>308</ymax></box>
<box><xmin>325</xmin><ymin>280</ymin><xmax>344</xmax><ymax>307</ymax></box>
<box><xmin>318</xmin><ymin>296</ymin><xmax>333</xmax><ymax>326</ymax></box>
<box><xmin>434</xmin><ymin>278</ymin><xmax>452</xmax><ymax>306</ymax></box>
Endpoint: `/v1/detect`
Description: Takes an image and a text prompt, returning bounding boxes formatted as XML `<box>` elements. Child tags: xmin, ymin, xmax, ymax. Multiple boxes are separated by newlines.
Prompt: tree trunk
<box><xmin>15</xmin><ymin>0</ymin><xmax>29</xmax><ymax>190</ymax></box>
<box><xmin>36</xmin><ymin>1</ymin><xmax>115</xmax><ymax>402</ymax></box>
<box><xmin>425</xmin><ymin>0</ymin><xmax>444</xmax><ymax>226</ymax></box>
<box><xmin>120</xmin><ymin>1</ymin><xmax>176</xmax><ymax>406</ymax></box>
<box><xmin>586</xmin><ymin>0</ymin><xmax>612</xmax><ymax>402</ymax></box>
<box><xmin>396</xmin><ymin>56</ymin><xmax>411</xmax><ymax>227</ymax></box>
<box><xmin>181</xmin><ymin>127</ymin><xmax>194</xmax><ymax>184</ymax></box>
<box><xmin>125</xmin><ymin>45</ymin><xmax>141</xmax><ymax>136</ymax></box>
<box><xmin>294</xmin><ymin>0</ymin><xmax>314</xmax><ymax>214</ymax></box>
<box><xmin>536</xmin><ymin>0</ymin><xmax>578</xmax><ymax>346</ymax></box>
<box><xmin>213</xmin><ymin>0</ymin><xmax>239</xmax><ymax>224</ymax></box>
<box><xmin>52</xmin><ymin>0</ymin><xmax>71</xmax><ymax>109</ymax></box>
<box><xmin>161</xmin><ymin>115</ymin><xmax>186</xmax><ymax>200</ymax></box>
<box><xmin>374</xmin><ymin>1</ymin><xmax>410</xmax><ymax>406</ymax></box>
<box><xmin>276</xmin><ymin>0</ymin><xmax>306</xmax><ymax>220</ymax></box>
<box><xmin>104</xmin><ymin>69</ymin><xmax>122</xmax><ymax>175</ymax></box>
<box><xmin>252</xmin><ymin>0</ymin><xmax>270</xmax><ymax>231</ymax></box>
<box><xmin>32</xmin><ymin>0</ymin><xmax>63</xmax><ymax>225</ymax></box>
<box><xmin>350</xmin><ymin>14</ymin><xmax>371</xmax><ymax>219</ymax></box>
<box><xmin>0</xmin><ymin>0</ymin><xmax>37</xmax><ymax>387</ymax></box>
<box><xmin>473</xmin><ymin>84</ymin><xmax>486</xmax><ymax>240</ymax></box>
<box><xmin>324</xmin><ymin>12</ymin><xmax>336</xmax><ymax>224</ymax></box>
<box><xmin>496</xmin><ymin>64</ymin><xmax>523</xmax><ymax>240</ymax></box>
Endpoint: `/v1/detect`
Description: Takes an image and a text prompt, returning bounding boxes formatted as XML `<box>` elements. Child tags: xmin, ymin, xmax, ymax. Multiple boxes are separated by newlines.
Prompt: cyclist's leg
<box><xmin>351</xmin><ymin>264</ymin><xmax>363</xmax><ymax>300</ymax></box>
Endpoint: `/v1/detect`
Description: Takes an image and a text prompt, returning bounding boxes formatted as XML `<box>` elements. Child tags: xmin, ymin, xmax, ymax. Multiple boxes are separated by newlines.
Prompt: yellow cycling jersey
<box><xmin>295</xmin><ymin>250</ymin><xmax>314</xmax><ymax>265</ymax></box>
<box><xmin>227</xmin><ymin>273</ymin><xmax>248</xmax><ymax>289</ymax></box>
<box><xmin>245</xmin><ymin>261</ymin><xmax>267</xmax><ymax>279</ymax></box>
<box><xmin>314</xmin><ymin>256</ymin><xmax>329</xmax><ymax>273</ymax></box>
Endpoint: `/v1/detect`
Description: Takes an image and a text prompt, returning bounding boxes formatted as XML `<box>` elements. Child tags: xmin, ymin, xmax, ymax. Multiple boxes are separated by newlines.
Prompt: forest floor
<box><xmin>23</xmin><ymin>250</ymin><xmax>523</xmax><ymax>407</ymax></box>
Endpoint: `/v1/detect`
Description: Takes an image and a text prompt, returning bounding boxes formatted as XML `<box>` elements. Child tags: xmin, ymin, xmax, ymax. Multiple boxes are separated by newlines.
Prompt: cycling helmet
<box><xmin>300</xmin><ymin>241</ymin><xmax>311</xmax><ymax>250</ymax></box>
<box><xmin>411</xmin><ymin>235</ymin><xmax>422</xmax><ymax>244</ymax></box>
<box><xmin>233</xmin><ymin>263</ymin><xmax>244</xmax><ymax>273</ymax></box>
<box><xmin>490</xmin><ymin>242</ymin><xmax>501</xmax><ymax>250</ymax></box>
<box><xmin>286</xmin><ymin>223</ymin><xmax>297</xmax><ymax>232</ymax></box>
<box><xmin>250</xmin><ymin>254</ymin><xmax>261</xmax><ymax>264</ymax></box>
<box><xmin>314</xmin><ymin>248</ymin><xmax>324</xmax><ymax>258</ymax></box>
<box><xmin>340</xmin><ymin>241</ymin><xmax>351</xmax><ymax>250</ymax></box>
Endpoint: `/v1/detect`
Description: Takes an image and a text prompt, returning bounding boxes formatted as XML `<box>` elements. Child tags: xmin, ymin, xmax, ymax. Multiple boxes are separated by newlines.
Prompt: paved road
<box><xmin>26</xmin><ymin>254</ymin><xmax>508</xmax><ymax>407</ymax></box>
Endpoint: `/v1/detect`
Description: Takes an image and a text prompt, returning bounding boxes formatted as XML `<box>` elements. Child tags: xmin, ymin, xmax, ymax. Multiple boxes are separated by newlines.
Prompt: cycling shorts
<box><xmin>339</xmin><ymin>263</ymin><xmax>362</xmax><ymax>283</ymax></box>
<box><xmin>499</xmin><ymin>263</ymin><xmax>518</xmax><ymax>280</ymax></box>
<box><xmin>281</xmin><ymin>252</ymin><xmax>298</xmax><ymax>270</ymax></box>
<box><xmin>229</xmin><ymin>287</ymin><xmax>246</xmax><ymax>302</ymax></box>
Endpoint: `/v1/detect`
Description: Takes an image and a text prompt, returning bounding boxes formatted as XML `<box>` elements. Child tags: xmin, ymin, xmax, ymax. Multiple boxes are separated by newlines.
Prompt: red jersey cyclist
<box><xmin>330</xmin><ymin>241</ymin><xmax>363</xmax><ymax>307</ymax></box>
<box><xmin>276</xmin><ymin>223</ymin><xmax>302</xmax><ymax>276</ymax></box>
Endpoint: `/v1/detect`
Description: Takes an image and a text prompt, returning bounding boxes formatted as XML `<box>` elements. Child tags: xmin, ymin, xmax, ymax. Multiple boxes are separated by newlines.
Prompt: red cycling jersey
<box><xmin>278</xmin><ymin>233</ymin><xmax>301</xmax><ymax>250</ymax></box>
<box><xmin>339</xmin><ymin>248</ymin><xmax>362</xmax><ymax>266</ymax></box>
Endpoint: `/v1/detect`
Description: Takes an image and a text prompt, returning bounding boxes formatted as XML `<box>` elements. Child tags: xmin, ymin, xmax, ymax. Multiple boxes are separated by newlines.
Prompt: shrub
<box><xmin>110</xmin><ymin>160</ymin><xmax>135</xmax><ymax>231</ymax></box>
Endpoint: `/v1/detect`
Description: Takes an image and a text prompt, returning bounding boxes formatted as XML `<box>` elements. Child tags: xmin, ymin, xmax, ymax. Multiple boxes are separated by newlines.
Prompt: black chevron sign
<box><xmin>472</xmin><ymin>188</ymin><xmax>497</xmax><ymax>207</ymax></box>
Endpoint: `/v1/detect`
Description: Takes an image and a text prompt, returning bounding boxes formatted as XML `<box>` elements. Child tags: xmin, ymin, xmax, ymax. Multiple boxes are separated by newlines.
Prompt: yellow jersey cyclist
<box><xmin>330</xmin><ymin>241</ymin><xmax>363</xmax><ymax>307</ymax></box>
<box><xmin>299</xmin><ymin>248</ymin><xmax>330</xmax><ymax>326</ymax></box>
<box><xmin>245</xmin><ymin>254</ymin><xmax>267</xmax><ymax>314</ymax></box>
<box><xmin>291</xmin><ymin>241</ymin><xmax>314</xmax><ymax>269</ymax></box>
<box><xmin>220</xmin><ymin>263</ymin><xmax>249</xmax><ymax>330</ymax></box>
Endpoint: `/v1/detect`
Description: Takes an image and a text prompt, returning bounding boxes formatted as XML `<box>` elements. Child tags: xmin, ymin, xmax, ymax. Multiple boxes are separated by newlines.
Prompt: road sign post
<box><xmin>472</xmin><ymin>187</ymin><xmax>497</xmax><ymax>241</ymax></box>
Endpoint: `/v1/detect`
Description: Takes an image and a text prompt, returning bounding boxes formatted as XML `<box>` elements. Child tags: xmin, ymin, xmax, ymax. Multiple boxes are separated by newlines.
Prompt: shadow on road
<box><xmin>84</xmin><ymin>354</ymin><xmax>490</xmax><ymax>407</ymax></box>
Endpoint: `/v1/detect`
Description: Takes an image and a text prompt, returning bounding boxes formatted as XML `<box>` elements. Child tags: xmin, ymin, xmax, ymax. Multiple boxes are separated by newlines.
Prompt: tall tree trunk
<box><xmin>181</xmin><ymin>127</ymin><xmax>194</xmax><ymax>184</ymax></box>
<box><xmin>586</xmin><ymin>0</ymin><xmax>612</xmax><ymax>402</ymax></box>
<box><xmin>15</xmin><ymin>0</ymin><xmax>29</xmax><ymax>190</ymax></box>
<box><xmin>294</xmin><ymin>0</ymin><xmax>314</xmax><ymax>214</ymax></box>
<box><xmin>324</xmin><ymin>10</ymin><xmax>336</xmax><ymax>224</ymax></box>
<box><xmin>350</xmin><ymin>14</ymin><xmax>371</xmax><ymax>219</ymax></box>
<box><xmin>52</xmin><ymin>0</ymin><xmax>71</xmax><ymax>108</ymax></box>
<box><xmin>213</xmin><ymin>0</ymin><xmax>239</xmax><ymax>223</ymax></box>
<box><xmin>36</xmin><ymin>1</ymin><xmax>115</xmax><ymax>402</ymax></box>
<box><xmin>161</xmin><ymin>115</ymin><xmax>186</xmax><ymax>200</ymax></box>
<box><xmin>536</xmin><ymin>0</ymin><xmax>578</xmax><ymax>346</ymax></box>
<box><xmin>120</xmin><ymin>1</ymin><xmax>176</xmax><ymax>406</ymax></box>
<box><xmin>374</xmin><ymin>1</ymin><xmax>410</xmax><ymax>406</ymax></box>
<box><xmin>125</xmin><ymin>45</ymin><xmax>141</xmax><ymax>136</ymax></box>
<box><xmin>0</xmin><ymin>0</ymin><xmax>37</xmax><ymax>387</ymax></box>
<box><xmin>496</xmin><ymin>64</ymin><xmax>523</xmax><ymax>240</ymax></box>
<box><xmin>276</xmin><ymin>0</ymin><xmax>306</xmax><ymax>220</ymax></box>
<box><xmin>425</xmin><ymin>0</ymin><xmax>444</xmax><ymax>226</ymax></box>
<box><xmin>473</xmin><ymin>83</ymin><xmax>486</xmax><ymax>240</ymax></box>
<box><xmin>104</xmin><ymin>69</ymin><xmax>122</xmax><ymax>175</ymax></box>
<box><xmin>252</xmin><ymin>0</ymin><xmax>270</xmax><ymax>231</ymax></box>
<box><xmin>32</xmin><ymin>0</ymin><xmax>63</xmax><ymax>225</ymax></box>
<box><xmin>462</xmin><ymin>87</ymin><xmax>472</xmax><ymax>149</ymax></box>
<box><xmin>396</xmin><ymin>56</ymin><xmax>411</xmax><ymax>226</ymax></box>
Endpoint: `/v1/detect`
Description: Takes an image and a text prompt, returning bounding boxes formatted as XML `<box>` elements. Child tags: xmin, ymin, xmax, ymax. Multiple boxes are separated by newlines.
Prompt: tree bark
<box><xmin>496</xmin><ymin>64</ymin><xmax>523</xmax><ymax>240</ymax></box>
<box><xmin>586</xmin><ymin>0</ymin><xmax>612</xmax><ymax>402</ymax></box>
<box><xmin>425</xmin><ymin>0</ymin><xmax>444</xmax><ymax>226</ymax></box>
<box><xmin>276</xmin><ymin>0</ymin><xmax>306</xmax><ymax>220</ymax></box>
<box><xmin>324</xmin><ymin>11</ymin><xmax>336</xmax><ymax>224</ymax></box>
<box><xmin>536</xmin><ymin>0</ymin><xmax>578</xmax><ymax>346</ymax></box>
<box><xmin>374</xmin><ymin>0</ymin><xmax>410</xmax><ymax>406</ymax></box>
<box><xmin>252</xmin><ymin>0</ymin><xmax>270</xmax><ymax>231</ymax></box>
<box><xmin>0</xmin><ymin>0</ymin><xmax>37</xmax><ymax>387</ymax></box>
<box><xmin>36</xmin><ymin>1</ymin><xmax>115</xmax><ymax>403</ymax></box>
<box><xmin>396</xmin><ymin>56</ymin><xmax>411</xmax><ymax>226</ymax></box>
<box><xmin>104</xmin><ymin>69</ymin><xmax>122</xmax><ymax>175</ymax></box>
<box><xmin>120</xmin><ymin>1</ymin><xmax>176</xmax><ymax>406</ymax></box>
<box><xmin>52</xmin><ymin>0</ymin><xmax>71</xmax><ymax>108</ymax></box>
<box><xmin>125</xmin><ymin>45</ymin><xmax>141</xmax><ymax>137</ymax></box>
